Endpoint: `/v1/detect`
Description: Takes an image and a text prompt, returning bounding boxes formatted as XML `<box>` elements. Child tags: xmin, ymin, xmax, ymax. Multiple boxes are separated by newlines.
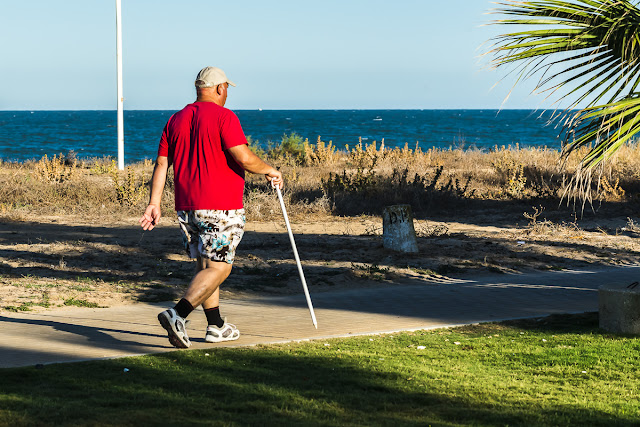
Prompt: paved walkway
<box><xmin>2</xmin><ymin>265</ymin><xmax>639</xmax><ymax>368</ymax></box>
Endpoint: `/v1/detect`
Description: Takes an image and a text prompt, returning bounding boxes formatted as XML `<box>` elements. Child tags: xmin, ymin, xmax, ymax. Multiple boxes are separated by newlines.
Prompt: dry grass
<box><xmin>3</xmin><ymin>140</ymin><xmax>640</xmax><ymax>221</ymax></box>
<box><xmin>264</xmin><ymin>138</ymin><xmax>640</xmax><ymax>219</ymax></box>
<box><xmin>0</xmin><ymin>156</ymin><xmax>171</xmax><ymax>221</ymax></box>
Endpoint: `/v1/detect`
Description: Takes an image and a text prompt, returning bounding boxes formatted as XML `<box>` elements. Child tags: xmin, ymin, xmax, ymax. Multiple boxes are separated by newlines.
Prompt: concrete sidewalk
<box><xmin>2</xmin><ymin>265</ymin><xmax>638</xmax><ymax>368</ymax></box>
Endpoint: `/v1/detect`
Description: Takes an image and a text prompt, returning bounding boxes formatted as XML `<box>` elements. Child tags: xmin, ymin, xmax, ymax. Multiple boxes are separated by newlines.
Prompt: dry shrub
<box><xmin>522</xmin><ymin>205</ymin><xmax>583</xmax><ymax>237</ymax></box>
<box><xmin>345</xmin><ymin>138</ymin><xmax>381</xmax><ymax>169</ymax></box>
<box><xmin>343</xmin><ymin>138</ymin><xmax>432</xmax><ymax>172</ymax></box>
<box><xmin>91</xmin><ymin>159</ymin><xmax>118</xmax><ymax>175</ymax></box>
<box><xmin>3</xmin><ymin>141</ymin><xmax>640</xmax><ymax>221</ymax></box>
<box><xmin>598</xmin><ymin>177</ymin><xmax>625</xmax><ymax>202</ymax></box>
<box><xmin>321</xmin><ymin>165</ymin><xmax>475</xmax><ymax>216</ymax></box>
<box><xmin>381</xmin><ymin>142</ymin><xmax>430</xmax><ymax>169</ymax></box>
<box><xmin>526</xmin><ymin>219</ymin><xmax>584</xmax><ymax>237</ymax></box>
<box><xmin>303</xmin><ymin>136</ymin><xmax>340</xmax><ymax>166</ymax></box>
<box><xmin>492</xmin><ymin>154</ymin><xmax>527</xmax><ymax>197</ymax></box>
<box><xmin>243</xmin><ymin>174</ymin><xmax>331</xmax><ymax>221</ymax></box>
<box><xmin>0</xmin><ymin>158</ymin><xmax>156</xmax><ymax>218</ymax></box>
<box><xmin>35</xmin><ymin>154</ymin><xmax>78</xmax><ymax>183</ymax></box>
<box><xmin>591</xmin><ymin>143</ymin><xmax>640</xmax><ymax>200</ymax></box>
<box><xmin>0</xmin><ymin>164</ymin><xmax>111</xmax><ymax>216</ymax></box>
<box><xmin>243</xmin><ymin>183</ymin><xmax>281</xmax><ymax>221</ymax></box>
<box><xmin>109</xmin><ymin>167</ymin><xmax>147</xmax><ymax>207</ymax></box>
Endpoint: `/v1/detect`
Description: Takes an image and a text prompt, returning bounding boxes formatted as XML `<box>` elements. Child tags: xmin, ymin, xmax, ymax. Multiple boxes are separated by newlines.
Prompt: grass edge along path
<box><xmin>1</xmin><ymin>313</ymin><xmax>639</xmax><ymax>426</ymax></box>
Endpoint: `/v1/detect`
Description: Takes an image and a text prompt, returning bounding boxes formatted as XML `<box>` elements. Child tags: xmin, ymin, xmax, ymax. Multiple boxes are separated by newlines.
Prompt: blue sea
<box><xmin>0</xmin><ymin>110</ymin><xmax>565</xmax><ymax>164</ymax></box>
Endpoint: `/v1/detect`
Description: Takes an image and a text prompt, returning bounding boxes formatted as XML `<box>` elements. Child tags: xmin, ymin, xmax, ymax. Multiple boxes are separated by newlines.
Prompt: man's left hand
<box><xmin>267</xmin><ymin>169</ymin><xmax>284</xmax><ymax>190</ymax></box>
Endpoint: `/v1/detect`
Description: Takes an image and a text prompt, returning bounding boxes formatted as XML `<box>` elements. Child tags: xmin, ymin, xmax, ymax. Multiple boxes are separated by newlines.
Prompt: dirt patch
<box><xmin>1</xmin><ymin>213</ymin><xmax>639</xmax><ymax>312</ymax></box>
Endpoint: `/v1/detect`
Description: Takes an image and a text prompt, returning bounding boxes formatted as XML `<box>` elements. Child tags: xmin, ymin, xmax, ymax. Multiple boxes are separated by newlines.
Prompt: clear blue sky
<box><xmin>1</xmin><ymin>0</ymin><xmax>549</xmax><ymax>110</ymax></box>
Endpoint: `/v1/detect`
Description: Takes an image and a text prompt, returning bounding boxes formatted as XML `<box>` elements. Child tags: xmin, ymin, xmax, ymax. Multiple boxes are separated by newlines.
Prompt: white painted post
<box><xmin>382</xmin><ymin>205</ymin><xmax>419</xmax><ymax>253</ymax></box>
<box><xmin>115</xmin><ymin>0</ymin><xmax>124</xmax><ymax>170</ymax></box>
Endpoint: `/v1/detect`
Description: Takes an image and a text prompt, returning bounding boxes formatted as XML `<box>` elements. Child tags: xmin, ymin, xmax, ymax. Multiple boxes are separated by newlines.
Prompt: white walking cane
<box><xmin>273</xmin><ymin>180</ymin><xmax>318</xmax><ymax>329</ymax></box>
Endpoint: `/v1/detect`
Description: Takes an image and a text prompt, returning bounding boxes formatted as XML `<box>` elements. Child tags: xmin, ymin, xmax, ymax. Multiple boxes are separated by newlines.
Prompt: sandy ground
<box><xmin>1</xmin><ymin>213</ymin><xmax>639</xmax><ymax>312</ymax></box>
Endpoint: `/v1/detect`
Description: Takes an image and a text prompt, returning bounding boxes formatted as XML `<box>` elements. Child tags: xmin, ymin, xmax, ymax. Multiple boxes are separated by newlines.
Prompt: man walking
<box><xmin>139</xmin><ymin>66</ymin><xmax>283</xmax><ymax>348</ymax></box>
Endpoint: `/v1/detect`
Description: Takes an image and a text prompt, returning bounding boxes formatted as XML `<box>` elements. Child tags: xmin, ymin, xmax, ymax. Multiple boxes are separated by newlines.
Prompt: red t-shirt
<box><xmin>158</xmin><ymin>102</ymin><xmax>247</xmax><ymax>210</ymax></box>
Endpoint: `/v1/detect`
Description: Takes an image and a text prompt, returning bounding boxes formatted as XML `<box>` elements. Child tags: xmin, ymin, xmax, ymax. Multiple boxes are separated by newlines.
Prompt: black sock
<box><xmin>174</xmin><ymin>298</ymin><xmax>194</xmax><ymax>319</ymax></box>
<box><xmin>205</xmin><ymin>306</ymin><xmax>224</xmax><ymax>328</ymax></box>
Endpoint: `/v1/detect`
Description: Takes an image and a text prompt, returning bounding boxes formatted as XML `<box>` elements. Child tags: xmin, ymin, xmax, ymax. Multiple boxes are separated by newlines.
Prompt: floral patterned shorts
<box><xmin>177</xmin><ymin>209</ymin><xmax>246</xmax><ymax>264</ymax></box>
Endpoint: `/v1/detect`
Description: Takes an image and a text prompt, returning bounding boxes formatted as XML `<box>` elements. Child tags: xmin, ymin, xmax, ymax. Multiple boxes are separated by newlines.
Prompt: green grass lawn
<box><xmin>1</xmin><ymin>313</ymin><xmax>639</xmax><ymax>426</ymax></box>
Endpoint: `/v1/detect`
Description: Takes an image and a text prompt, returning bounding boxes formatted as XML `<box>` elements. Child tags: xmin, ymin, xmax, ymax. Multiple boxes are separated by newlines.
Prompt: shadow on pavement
<box><xmin>0</xmin><ymin>314</ymin><xmax>170</xmax><ymax>366</ymax></box>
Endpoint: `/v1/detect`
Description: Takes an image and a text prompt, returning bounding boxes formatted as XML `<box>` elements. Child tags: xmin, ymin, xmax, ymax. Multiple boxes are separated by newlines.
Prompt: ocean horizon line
<box><xmin>1</xmin><ymin>107</ymin><xmax>573</xmax><ymax>113</ymax></box>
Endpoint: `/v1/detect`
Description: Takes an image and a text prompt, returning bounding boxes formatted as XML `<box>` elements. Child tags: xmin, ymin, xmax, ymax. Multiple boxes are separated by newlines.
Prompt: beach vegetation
<box><xmin>109</xmin><ymin>166</ymin><xmax>147</xmax><ymax>207</ymax></box>
<box><xmin>266</xmin><ymin>132</ymin><xmax>307</xmax><ymax>164</ymax></box>
<box><xmin>488</xmin><ymin>0</ymin><xmax>640</xmax><ymax>204</ymax></box>
<box><xmin>90</xmin><ymin>158</ymin><xmax>118</xmax><ymax>175</ymax></box>
<box><xmin>523</xmin><ymin>205</ymin><xmax>585</xmax><ymax>237</ymax></box>
<box><xmin>599</xmin><ymin>176</ymin><xmax>626</xmax><ymax>202</ymax></box>
<box><xmin>4</xmin><ymin>303</ymin><xmax>31</xmax><ymax>312</ymax></box>
<box><xmin>350</xmin><ymin>262</ymin><xmax>391</xmax><ymax>281</ymax></box>
<box><xmin>35</xmin><ymin>154</ymin><xmax>78</xmax><ymax>183</ymax></box>
<box><xmin>406</xmin><ymin>265</ymin><xmax>438</xmax><ymax>276</ymax></box>
<box><xmin>246</xmin><ymin>135</ymin><xmax>267</xmax><ymax>158</ymax></box>
<box><xmin>322</xmin><ymin>164</ymin><xmax>476</xmax><ymax>216</ymax></box>
<box><xmin>0</xmin><ymin>126</ymin><xmax>639</xmax><ymax>225</ymax></box>
<box><xmin>303</xmin><ymin>136</ymin><xmax>340</xmax><ymax>166</ymax></box>
<box><xmin>346</xmin><ymin>137</ymin><xmax>381</xmax><ymax>169</ymax></box>
<box><xmin>63</xmin><ymin>297</ymin><xmax>101</xmax><ymax>308</ymax></box>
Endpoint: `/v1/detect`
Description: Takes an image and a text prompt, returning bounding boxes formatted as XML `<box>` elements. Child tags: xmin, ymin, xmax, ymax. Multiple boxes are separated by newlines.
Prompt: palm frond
<box><xmin>488</xmin><ymin>0</ymin><xmax>640</xmax><ymax>109</ymax></box>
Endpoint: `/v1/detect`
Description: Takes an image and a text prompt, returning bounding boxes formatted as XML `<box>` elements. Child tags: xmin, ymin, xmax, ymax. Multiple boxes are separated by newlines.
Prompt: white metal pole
<box><xmin>115</xmin><ymin>0</ymin><xmax>124</xmax><ymax>170</ymax></box>
<box><xmin>275</xmin><ymin>185</ymin><xmax>318</xmax><ymax>328</ymax></box>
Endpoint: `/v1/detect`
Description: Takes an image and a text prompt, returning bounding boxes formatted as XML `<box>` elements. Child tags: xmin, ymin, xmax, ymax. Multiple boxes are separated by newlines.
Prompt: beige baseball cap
<box><xmin>195</xmin><ymin>66</ymin><xmax>237</xmax><ymax>88</ymax></box>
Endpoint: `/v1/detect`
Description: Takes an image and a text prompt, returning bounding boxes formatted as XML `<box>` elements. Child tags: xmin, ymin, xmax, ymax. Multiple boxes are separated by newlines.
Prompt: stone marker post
<box><xmin>599</xmin><ymin>282</ymin><xmax>640</xmax><ymax>334</ymax></box>
<box><xmin>382</xmin><ymin>204</ymin><xmax>419</xmax><ymax>253</ymax></box>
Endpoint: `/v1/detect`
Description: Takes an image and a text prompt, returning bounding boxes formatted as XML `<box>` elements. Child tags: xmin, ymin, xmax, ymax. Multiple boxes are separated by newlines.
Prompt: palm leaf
<box><xmin>489</xmin><ymin>0</ymin><xmax>640</xmax><ymax>110</ymax></box>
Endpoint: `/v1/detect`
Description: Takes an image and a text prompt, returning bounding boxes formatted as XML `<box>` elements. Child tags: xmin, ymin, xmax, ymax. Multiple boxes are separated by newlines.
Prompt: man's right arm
<box><xmin>139</xmin><ymin>156</ymin><xmax>170</xmax><ymax>231</ymax></box>
<box><xmin>227</xmin><ymin>144</ymin><xmax>283</xmax><ymax>189</ymax></box>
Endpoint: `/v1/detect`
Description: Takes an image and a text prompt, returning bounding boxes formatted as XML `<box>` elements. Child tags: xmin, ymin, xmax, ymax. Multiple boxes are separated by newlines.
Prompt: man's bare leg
<box><xmin>201</xmin><ymin>287</ymin><xmax>220</xmax><ymax>310</ymax></box>
<box><xmin>184</xmin><ymin>256</ymin><xmax>232</xmax><ymax>308</ymax></box>
<box><xmin>199</xmin><ymin>257</ymin><xmax>224</xmax><ymax>313</ymax></box>
<box><xmin>198</xmin><ymin>258</ymin><xmax>228</xmax><ymax>331</ymax></box>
